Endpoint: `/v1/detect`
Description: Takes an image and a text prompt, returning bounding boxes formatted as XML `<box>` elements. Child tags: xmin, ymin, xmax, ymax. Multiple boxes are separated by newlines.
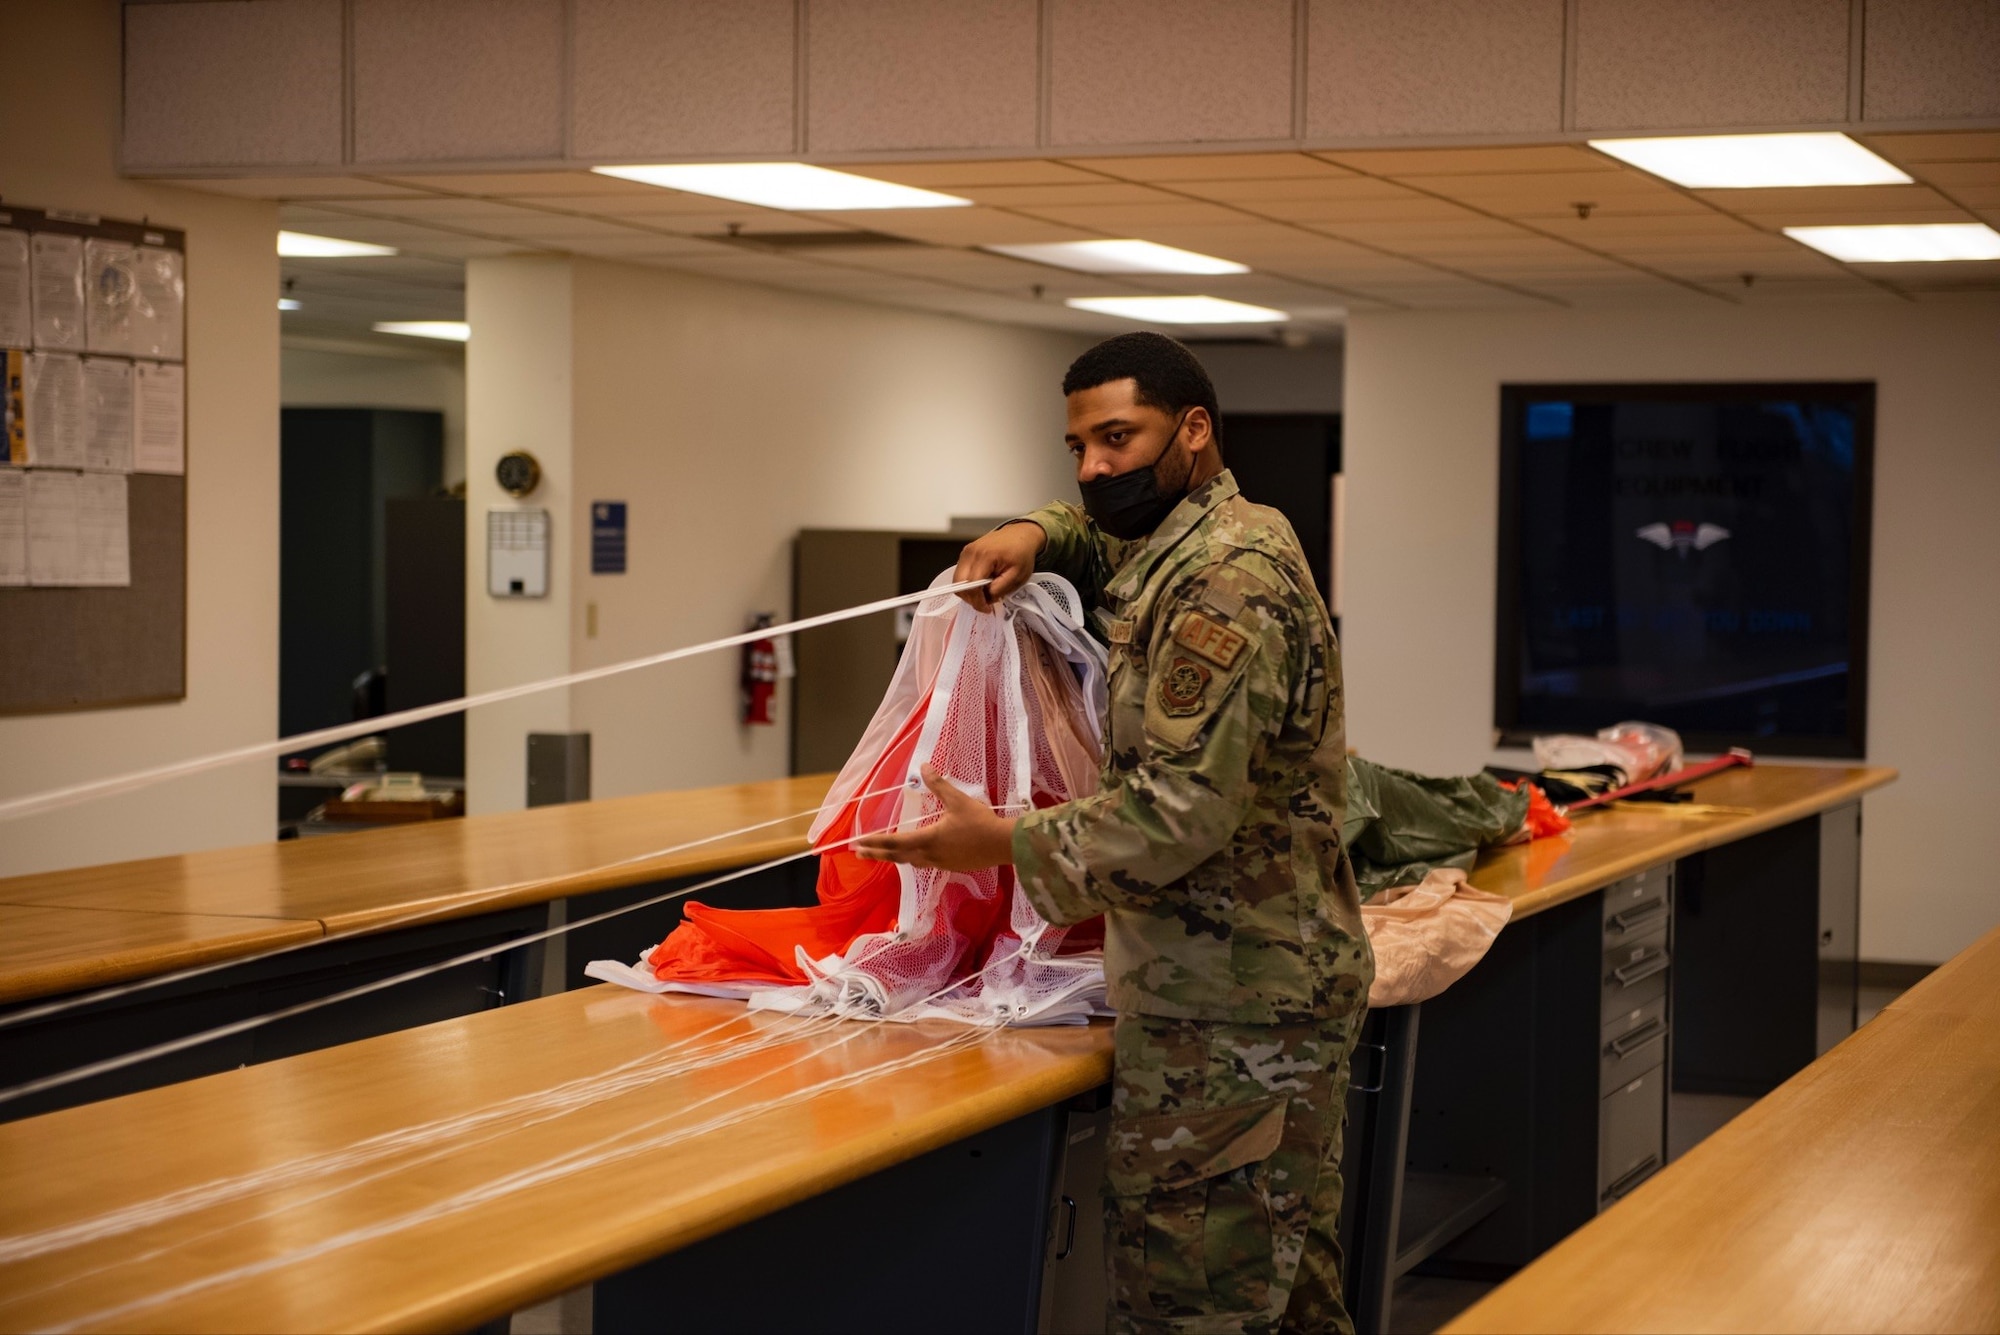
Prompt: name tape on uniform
<box><xmin>1173</xmin><ymin>611</ymin><xmax>1246</xmax><ymax>669</ymax></box>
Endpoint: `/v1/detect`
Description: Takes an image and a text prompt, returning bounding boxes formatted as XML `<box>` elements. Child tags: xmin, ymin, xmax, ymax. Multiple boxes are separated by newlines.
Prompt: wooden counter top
<box><xmin>0</xmin><ymin>765</ymin><xmax>1889</xmax><ymax>1005</ymax></box>
<box><xmin>0</xmin><ymin>989</ymin><xmax>1115</xmax><ymax>1333</ymax></box>
<box><xmin>0</xmin><ymin>775</ymin><xmax>836</xmax><ymax>1002</ymax></box>
<box><xmin>0</xmin><ymin>905</ymin><xmax>323</xmax><ymax>1007</ymax></box>
<box><xmin>1444</xmin><ymin>921</ymin><xmax>2000</xmax><ymax>1334</ymax></box>
<box><xmin>1470</xmin><ymin>763</ymin><xmax>1895</xmax><ymax>921</ymax></box>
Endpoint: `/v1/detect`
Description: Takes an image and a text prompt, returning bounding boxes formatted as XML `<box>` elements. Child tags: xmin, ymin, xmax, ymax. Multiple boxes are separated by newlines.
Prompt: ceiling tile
<box><xmin>1529</xmin><ymin>212</ymin><xmax>1766</xmax><ymax>241</ymax></box>
<box><xmin>1016</xmin><ymin>201</ymin><xmax>1257</xmax><ymax>229</ymax></box>
<box><xmin>1048</xmin><ymin>0</ymin><xmax>1296</xmax><ymax>147</ymax></box>
<box><xmin>1317</xmin><ymin>219</ymin><xmax>1539</xmax><ymax>244</ymax></box>
<box><xmin>1690</xmin><ymin>184</ymin><xmax>1961</xmax><ymax>215</ymax></box>
<box><xmin>957</xmin><ymin>182</ymin><xmax>1177</xmax><ymax>207</ymax></box>
<box><xmin>1076</xmin><ymin>153</ymin><xmax>1353</xmax><ymax>181</ymax></box>
<box><xmin>1359</xmin><ymin>283</ymin><xmax>1550</xmax><ymax>308</ymax></box>
<box><xmin>1729</xmin><ymin>207</ymin><xmax>1973</xmax><ymax>229</ymax></box>
<box><xmin>1317</xmin><ymin>145</ymin><xmax>1615</xmax><ymax>176</ymax></box>
<box><xmin>1422</xmin><ymin>168</ymin><xmax>1690</xmax><ymax>203</ymax></box>
<box><xmin>846</xmin><ymin>160</ymin><xmax>1107</xmax><ymax>187</ymax></box>
<box><xmin>1306</xmin><ymin>0</ymin><xmax>1564</xmax><ymax>139</ymax></box>
<box><xmin>531</xmin><ymin>195</ymin><xmax>817</xmax><ymax>226</ymax></box>
<box><xmin>1860</xmin><ymin>131</ymin><xmax>2000</xmax><ymax>163</ymax></box>
<box><xmin>1261</xmin><ymin>196</ymin><xmax>1493</xmax><ymax>224</ymax></box>
<box><xmin>321</xmin><ymin>197</ymin><xmax>585</xmax><ymax>224</ymax></box>
<box><xmin>572</xmin><ymin>0</ymin><xmax>795</xmax><ymax>159</ymax></box>
<box><xmin>1848</xmin><ymin>260</ymin><xmax>2000</xmax><ymax>289</ymax></box>
<box><xmin>1167</xmin><ymin>176</ymin><xmax>1426</xmax><ymax>205</ymax></box>
<box><xmin>848</xmin><ymin>208</ymin><xmax>1097</xmax><ymax>246</ymax></box>
<box><xmin>1906</xmin><ymin>161</ymin><xmax>2000</xmax><ymax>189</ymax></box>
<box><xmin>180</xmin><ymin>175</ymin><xmax>434</xmax><ymax>200</ymax></box>
<box><xmin>351</xmin><ymin>0</ymin><xmax>564</xmax><ymax>161</ymax></box>
<box><xmin>375</xmin><ymin>171</ymin><xmax>666</xmax><ymax>197</ymax></box>
<box><xmin>467</xmin><ymin>215</ymin><xmax>669</xmax><ymax>243</ymax></box>
<box><xmin>807</xmin><ymin>0</ymin><xmax>1037</xmax><ymax>153</ymax></box>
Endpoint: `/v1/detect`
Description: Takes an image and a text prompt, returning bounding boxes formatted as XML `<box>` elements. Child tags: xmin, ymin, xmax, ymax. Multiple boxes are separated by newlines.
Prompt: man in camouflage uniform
<box><xmin>856</xmin><ymin>332</ymin><xmax>1372</xmax><ymax>1333</ymax></box>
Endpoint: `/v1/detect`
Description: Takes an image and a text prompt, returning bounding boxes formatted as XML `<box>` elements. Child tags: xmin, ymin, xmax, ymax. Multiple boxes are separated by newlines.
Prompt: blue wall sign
<box><xmin>591</xmin><ymin>501</ymin><xmax>627</xmax><ymax>574</ymax></box>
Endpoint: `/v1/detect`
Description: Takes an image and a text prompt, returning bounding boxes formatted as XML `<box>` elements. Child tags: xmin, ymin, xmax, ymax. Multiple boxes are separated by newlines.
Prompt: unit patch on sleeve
<box><xmin>1158</xmin><ymin>656</ymin><xmax>1212</xmax><ymax>716</ymax></box>
<box><xmin>1173</xmin><ymin>610</ymin><xmax>1248</xmax><ymax>669</ymax></box>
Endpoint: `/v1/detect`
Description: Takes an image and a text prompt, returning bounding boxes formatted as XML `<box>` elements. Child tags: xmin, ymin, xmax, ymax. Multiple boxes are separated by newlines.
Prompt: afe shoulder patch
<box><xmin>1159</xmin><ymin>656</ymin><xmax>1211</xmax><ymax>717</ymax></box>
<box><xmin>1173</xmin><ymin>610</ymin><xmax>1248</xmax><ymax>669</ymax></box>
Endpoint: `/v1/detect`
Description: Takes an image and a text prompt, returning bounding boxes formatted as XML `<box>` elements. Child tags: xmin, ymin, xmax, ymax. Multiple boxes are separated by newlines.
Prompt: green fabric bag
<box><xmin>1343</xmin><ymin>756</ymin><xmax>1529</xmax><ymax>895</ymax></box>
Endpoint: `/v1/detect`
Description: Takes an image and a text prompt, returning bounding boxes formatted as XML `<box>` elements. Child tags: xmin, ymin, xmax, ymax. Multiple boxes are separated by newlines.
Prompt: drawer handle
<box><xmin>1604</xmin><ymin>1154</ymin><xmax>1662</xmax><ymax>1202</ymax></box>
<box><xmin>1611</xmin><ymin>953</ymin><xmax>1670</xmax><ymax>987</ymax></box>
<box><xmin>1055</xmin><ymin>1194</ymin><xmax>1078</xmax><ymax>1260</ymax></box>
<box><xmin>1606</xmin><ymin>1017</ymin><xmax>1665</xmax><ymax>1057</ymax></box>
<box><xmin>1606</xmin><ymin>899</ymin><xmax>1667</xmax><ymax>934</ymax></box>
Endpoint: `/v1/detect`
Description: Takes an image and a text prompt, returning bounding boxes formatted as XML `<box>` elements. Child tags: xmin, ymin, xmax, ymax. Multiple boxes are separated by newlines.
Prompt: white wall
<box><xmin>280</xmin><ymin>340</ymin><xmax>468</xmax><ymax>487</ymax></box>
<box><xmin>461</xmin><ymin>255</ymin><xmax>1083</xmax><ymax>813</ymax></box>
<box><xmin>464</xmin><ymin>258</ymin><xmax>576</xmax><ymax>816</ymax></box>
<box><xmin>0</xmin><ymin>0</ymin><xmax>279</xmax><ymax>877</ymax></box>
<box><xmin>1342</xmin><ymin>297</ymin><xmax>2000</xmax><ymax>965</ymax></box>
<box><xmin>568</xmin><ymin>257</ymin><xmax>1083</xmax><ymax>803</ymax></box>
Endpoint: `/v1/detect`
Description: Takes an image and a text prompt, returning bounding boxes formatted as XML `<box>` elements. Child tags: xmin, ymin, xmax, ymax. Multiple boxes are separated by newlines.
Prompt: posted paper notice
<box><xmin>25</xmin><ymin>469</ymin><xmax>128</xmax><ymax>587</ymax></box>
<box><xmin>0</xmin><ymin>470</ymin><xmax>25</xmax><ymax>586</ymax></box>
<box><xmin>133</xmin><ymin>361</ymin><xmax>184</xmax><ymax>474</ymax></box>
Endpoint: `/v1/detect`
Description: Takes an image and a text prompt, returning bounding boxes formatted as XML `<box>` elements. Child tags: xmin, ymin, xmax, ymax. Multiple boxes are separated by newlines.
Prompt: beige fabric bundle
<box><xmin>1362</xmin><ymin>869</ymin><xmax>1512</xmax><ymax>1008</ymax></box>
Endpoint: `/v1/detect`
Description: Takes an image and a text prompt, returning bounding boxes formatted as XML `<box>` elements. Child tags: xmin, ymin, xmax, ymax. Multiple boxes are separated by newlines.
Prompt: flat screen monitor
<box><xmin>1496</xmin><ymin>382</ymin><xmax>1873</xmax><ymax>759</ymax></box>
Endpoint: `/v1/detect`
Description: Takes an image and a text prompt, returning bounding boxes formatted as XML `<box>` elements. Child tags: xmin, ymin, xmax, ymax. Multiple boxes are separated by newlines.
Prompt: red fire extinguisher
<box><xmin>742</xmin><ymin>613</ymin><xmax>779</xmax><ymax>726</ymax></box>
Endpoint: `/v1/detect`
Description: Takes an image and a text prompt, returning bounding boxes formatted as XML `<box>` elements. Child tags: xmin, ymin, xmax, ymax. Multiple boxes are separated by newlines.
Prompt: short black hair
<box><xmin>1062</xmin><ymin>332</ymin><xmax>1222</xmax><ymax>445</ymax></box>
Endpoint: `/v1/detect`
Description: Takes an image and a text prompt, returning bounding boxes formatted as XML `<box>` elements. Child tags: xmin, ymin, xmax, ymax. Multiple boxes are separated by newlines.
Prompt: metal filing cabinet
<box><xmin>1598</xmin><ymin>864</ymin><xmax>1672</xmax><ymax>1208</ymax></box>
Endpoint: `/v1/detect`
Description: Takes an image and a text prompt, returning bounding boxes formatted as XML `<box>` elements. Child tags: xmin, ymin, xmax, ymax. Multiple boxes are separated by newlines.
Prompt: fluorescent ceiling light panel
<box><xmin>1784</xmin><ymin>222</ymin><xmax>2000</xmax><ymax>262</ymax></box>
<box><xmin>278</xmin><ymin>230</ymin><xmax>398</xmax><ymax>257</ymax></box>
<box><xmin>277</xmin><ymin>298</ymin><xmax>301</xmax><ymax>311</ymax></box>
<box><xmin>1065</xmin><ymin>295</ymin><xmax>1288</xmax><ymax>324</ymax></box>
<box><xmin>373</xmin><ymin>320</ymin><xmax>470</xmax><ymax>342</ymax></box>
<box><xmin>590</xmin><ymin>163</ymin><xmax>970</xmax><ymax>210</ymax></box>
<box><xmin>986</xmin><ymin>239</ymin><xmax>1248</xmax><ymax>275</ymax></box>
<box><xmin>1588</xmin><ymin>133</ymin><xmax>1912</xmax><ymax>188</ymax></box>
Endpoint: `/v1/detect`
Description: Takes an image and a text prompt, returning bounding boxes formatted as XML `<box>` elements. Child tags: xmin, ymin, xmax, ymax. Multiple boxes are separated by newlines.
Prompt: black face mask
<box><xmin>1078</xmin><ymin>411</ymin><xmax>1191</xmax><ymax>541</ymax></box>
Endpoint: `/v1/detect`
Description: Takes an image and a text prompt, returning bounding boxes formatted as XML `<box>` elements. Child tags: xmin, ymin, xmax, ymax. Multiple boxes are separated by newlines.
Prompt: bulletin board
<box><xmin>0</xmin><ymin>204</ymin><xmax>188</xmax><ymax>714</ymax></box>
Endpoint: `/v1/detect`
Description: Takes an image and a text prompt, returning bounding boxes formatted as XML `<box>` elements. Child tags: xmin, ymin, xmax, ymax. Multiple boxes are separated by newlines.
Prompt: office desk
<box><xmin>0</xmin><ymin>776</ymin><xmax>835</xmax><ymax>1120</ymax></box>
<box><xmin>1340</xmin><ymin>764</ymin><xmax>1895</xmax><ymax>1329</ymax></box>
<box><xmin>0</xmin><ymin>765</ymin><xmax>1894</xmax><ymax>1334</ymax></box>
<box><xmin>1443</xmin><ymin>922</ymin><xmax>2000</xmax><ymax>1334</ymax></box>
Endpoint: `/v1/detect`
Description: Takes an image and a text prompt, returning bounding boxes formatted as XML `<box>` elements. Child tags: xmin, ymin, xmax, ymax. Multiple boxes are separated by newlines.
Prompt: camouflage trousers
<box><xmin>1104</xmin><ymin>1009</ymin><xmax>1363</xmax><ymax>1335</ymax></box>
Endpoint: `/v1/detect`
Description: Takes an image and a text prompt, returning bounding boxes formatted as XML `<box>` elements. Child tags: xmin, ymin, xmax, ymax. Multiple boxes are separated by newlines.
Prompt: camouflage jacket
<box><xmin>1010</xmin><ymin>470</ymin><xmax>1373</xmax><ymax>1024</ymax></box>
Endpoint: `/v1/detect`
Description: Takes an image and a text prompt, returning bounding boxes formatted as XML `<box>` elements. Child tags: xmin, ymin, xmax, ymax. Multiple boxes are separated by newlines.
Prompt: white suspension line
<box><xmin>0</xmin><ymin>579</ymin><xmax>990</xmax><ymax>824</ymax></box>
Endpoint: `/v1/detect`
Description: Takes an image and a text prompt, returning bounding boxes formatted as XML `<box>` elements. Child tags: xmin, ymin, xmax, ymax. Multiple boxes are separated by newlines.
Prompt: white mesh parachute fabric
<box><xmin>591</xmin><ymin>570</ymin><xmax>1111</xmax><ymax>1026</ymax></box>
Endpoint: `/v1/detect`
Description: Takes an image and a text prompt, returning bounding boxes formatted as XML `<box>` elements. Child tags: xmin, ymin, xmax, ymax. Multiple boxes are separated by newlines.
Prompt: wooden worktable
<box><xmin>0</xmin><ymin>904</ymin><xmax>323</xmax><ymax>1006</ymax></box>
<box><xmin>1468</xmin><ymin>763</ymin><xmax>1893</xmax><ymax>921</ymax></box>
<box><xmin>0</xmin><ymin>762</ymin><xmax>1899</xmax><ymax>1330</ymax></box>
<box><xmin>0</xmin><ymin>775</ymin><xmax>835</xmax><ymax>1004</ymax></box>
<box><xmin>1444</xmin><ymin>920</ymin><xmax>2000</xmax><ymax>1334</ymax></box>
<box><xmin>0</xmin><ymin>989</ymin><xmax>1114</xmax><ymax>1333</ymax></box>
